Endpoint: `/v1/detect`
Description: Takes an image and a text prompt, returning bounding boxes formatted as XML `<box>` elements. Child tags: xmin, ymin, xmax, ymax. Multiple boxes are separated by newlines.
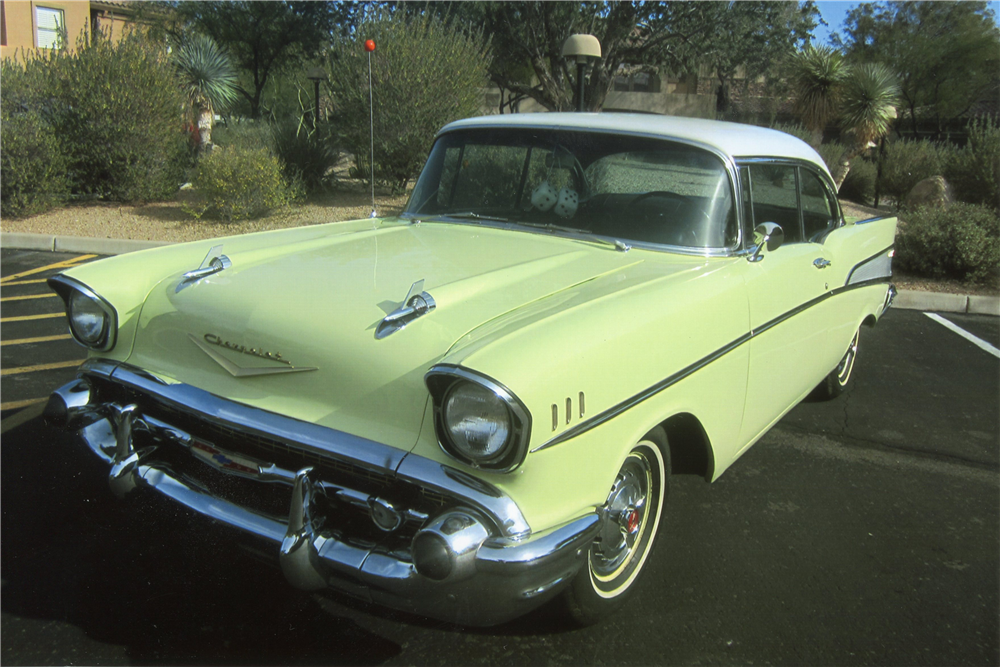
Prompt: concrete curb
<box><xmin>1</xmin><ymin>232</ymin><xmax>172</xmax><ymax>255</ymax></box>
<box><xmin>2</xmin><ymin>232</ymin><xmax>997</xmax><ymax>316</ymax></box>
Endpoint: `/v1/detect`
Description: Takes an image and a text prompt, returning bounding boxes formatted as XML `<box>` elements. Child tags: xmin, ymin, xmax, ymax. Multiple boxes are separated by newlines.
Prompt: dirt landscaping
<box><xmin>2</xmin><ymin>190</ymin><xmax>996</xmax><ymax>296</ymax></box>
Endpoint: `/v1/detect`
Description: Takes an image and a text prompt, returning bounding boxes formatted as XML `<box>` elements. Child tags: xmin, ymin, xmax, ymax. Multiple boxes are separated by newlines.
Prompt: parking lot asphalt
<box><xmin>1</xmin><ymin>248</ymin><xmax>998</xmax><ymax>666</ymax></box>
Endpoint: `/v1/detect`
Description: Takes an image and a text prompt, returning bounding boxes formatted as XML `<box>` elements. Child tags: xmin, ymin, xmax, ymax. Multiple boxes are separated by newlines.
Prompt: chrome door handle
<box><xmin>813</xmin><ymin>258</ymin><xmax>831</xmax><ymax>269</ymax></box>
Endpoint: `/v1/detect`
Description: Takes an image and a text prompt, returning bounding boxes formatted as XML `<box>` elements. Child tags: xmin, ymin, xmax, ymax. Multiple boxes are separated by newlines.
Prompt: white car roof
<box><xmin>441</xmin><ymin>112</ymin><xmax>828</xmax><ymax>175</ymax></box>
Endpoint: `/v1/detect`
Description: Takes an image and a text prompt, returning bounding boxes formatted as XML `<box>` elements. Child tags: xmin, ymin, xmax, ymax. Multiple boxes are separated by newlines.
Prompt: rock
<box><xmin>902</xmin><ymin>175</ymin><xmax>953</xmax><ymax>211</ymax></box>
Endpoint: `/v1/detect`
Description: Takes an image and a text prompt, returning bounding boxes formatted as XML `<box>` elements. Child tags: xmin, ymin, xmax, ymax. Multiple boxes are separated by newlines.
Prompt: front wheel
<box><xmin>563</xmin><ymin>436</ymin><xmax>668</xmax><ymax>625</ymax></box>
<box><xmin>814</xmin><ymin>326</ymin><xmax>861</xmax><ymax>400</ymax></box>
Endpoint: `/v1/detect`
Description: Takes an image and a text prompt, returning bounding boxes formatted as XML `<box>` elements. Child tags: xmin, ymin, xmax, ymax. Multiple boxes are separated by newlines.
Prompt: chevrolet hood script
<box><xmin>190</xmin><ymin>333</ymin><xmax>317</xmax><ymax>377</ymax></box>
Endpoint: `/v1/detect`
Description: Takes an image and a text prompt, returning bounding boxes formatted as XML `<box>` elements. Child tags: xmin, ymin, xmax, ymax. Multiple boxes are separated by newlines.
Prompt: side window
<box><xmin>800</xmin><ymin>169</ymin><xmax>837</xmax><ymax>241</ymax></box>
<box><xmin>747</xmin><ymin>164</ymin><xmax>802</xmax><ymax>243</ymax></box>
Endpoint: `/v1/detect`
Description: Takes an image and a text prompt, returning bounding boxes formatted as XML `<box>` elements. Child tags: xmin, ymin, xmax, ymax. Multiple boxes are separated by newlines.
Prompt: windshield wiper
<box><xmin>443</xmin><ymin>211</ymin><xmax>511</xmax><ymax>223</ymax></box>
<box><xmin>515</xmin><ymin>221</ymin><xmax>631</xmax><ymax>252</ymax></box>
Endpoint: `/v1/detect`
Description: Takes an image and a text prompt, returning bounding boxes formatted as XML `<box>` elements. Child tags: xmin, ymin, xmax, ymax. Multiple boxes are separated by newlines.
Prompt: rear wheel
<box><xmin>814</xmin><ymin>326</ymin><xmax>860</xmax><ymax>400</ymax></box>
<box><xmin>563</xmin><ymin>435</ymin><xmax>668</xmax><ymax>625</ymax></box>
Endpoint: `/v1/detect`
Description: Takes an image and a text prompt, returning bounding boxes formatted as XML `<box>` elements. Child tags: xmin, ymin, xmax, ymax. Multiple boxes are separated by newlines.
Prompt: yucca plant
<box><xmin>172</xmin><ymin>33</ymin><xmax>240</xmax><ymax>148</ymax></box>
<box><xmin>789</xmin><ymin>46</ymin><xmax>848</xmax><ymax>149</ymax></box>
<box><xmin>829</xmin><ymin>63</ymin><xmax>900</xmax><ymax>190</ymax></box>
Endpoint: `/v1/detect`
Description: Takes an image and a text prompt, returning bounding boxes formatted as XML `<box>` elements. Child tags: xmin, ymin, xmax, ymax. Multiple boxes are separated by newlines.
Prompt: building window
<box><xmin>36</xmin><ymin>6</ymin><xmax>64</xmax><ymax>49</ymax></box>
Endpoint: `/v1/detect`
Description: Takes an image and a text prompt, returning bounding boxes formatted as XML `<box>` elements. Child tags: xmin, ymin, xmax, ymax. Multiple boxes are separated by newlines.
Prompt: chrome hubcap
<box><xmin>592</xmin><ymin>455</ymin><xmax>650</xmax><ymax>578</ymax></box>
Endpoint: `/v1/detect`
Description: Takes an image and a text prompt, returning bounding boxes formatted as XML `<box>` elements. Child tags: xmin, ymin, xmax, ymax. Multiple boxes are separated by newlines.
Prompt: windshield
<box><xmin>405</xmin><ymin>128</ymin><xmax>737</xmax><ymax>249</ymax></box>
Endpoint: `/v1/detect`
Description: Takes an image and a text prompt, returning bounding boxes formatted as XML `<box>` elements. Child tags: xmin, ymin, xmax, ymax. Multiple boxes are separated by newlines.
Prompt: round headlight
<box><xmin>69</xmin><ymin>291</ymin><xmax>107</xmax><ymax>345</ymax></box>
<box><xmin>442</xmin><ymin>381</ymin><xmax>511</xmax><ymax>462</ymax></box>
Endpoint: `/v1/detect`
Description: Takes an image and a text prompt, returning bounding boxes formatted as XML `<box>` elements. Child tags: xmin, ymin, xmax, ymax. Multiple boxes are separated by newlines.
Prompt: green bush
<box><xmin>272</xmin><ymin>119</ymin><xmax>338</xmax><ymax>193</ymax></box>
<box><xmin>895</xmin><ymin>202</ymin><xmax>1000</xmax><ymax>284</ymax></box>
<box><xmin>946</xmin><ymin>118</ymin><xmax>1000</xmax><ymax>210</ymax></box>
<box><xmin>327</xmin><ymin>12</ymin><xmax>490</xmax><ymax>192</ymax></box>
<box><xmin>48</xmin><ymin>34</ymin><xmax>189</xmax><ymax>201</ymax></box>
<box><xmin>0</xmin><ymin>57</ymin><xmax>69</xmax><ymax>217</ymax></box>
<box><xmin>212</xmin><ymin>119</ymin><xmax>277</xmax><ymax>154</ymax></box>
<box><xmin>192</xmin><ymin>146</ymin><xmax>299</xmax><ymax>221</ymax></box>
<box><xmin>878</xmin><ymin>139</ymin><xmax>950</xmax><ymax>205</ymax></box>
<box><xmin>818</xmin><ymin>142</ymin><xmax>877</xmax><ymax>204</ymax></box>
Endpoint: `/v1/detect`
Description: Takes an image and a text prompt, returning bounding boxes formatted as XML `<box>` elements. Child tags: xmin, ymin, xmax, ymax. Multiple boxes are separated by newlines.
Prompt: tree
<box><xmin>172</xmin><ymin>33</ymin><xmax>239</xmax><ymax>147</ymax></box>
<box><xmin>326</xmin><ymin>12</ymin><xmax>490</xmax><ymax>192</ymax></box>
<box><xmin>828</xmin><ymin>62</ymin><xmax>899</xmax><ymax>189</ymax></box>
<box><xmin>692</xmin><ymin>1</ymin><xmax>819</xmax><ymax>115</ymax></box>
<box><xmin>393</xmin><ymin>2</ymin><xmax>714</xmax><ymax>113</ymax></box>
<box><xmin>834</xmin><ymin>1</ymin><xmax>1000</xmax><ymax>138</ymax></box>
<box><xmin>171</xmin><ymin>1</ymin><xmax>351</xmax><ymax>118</ymax></box>
<box><xmin>788</xmin><ymin>45</ymin><xmax>848</xmax><ymax>148</ymax></box>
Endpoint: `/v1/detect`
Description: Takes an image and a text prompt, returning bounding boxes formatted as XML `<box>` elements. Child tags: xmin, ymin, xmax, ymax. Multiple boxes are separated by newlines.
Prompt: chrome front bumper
<box><xmin>46</xmin><ymin>360</ymin><xmax>599</xmax><ymax>626</ymax></box>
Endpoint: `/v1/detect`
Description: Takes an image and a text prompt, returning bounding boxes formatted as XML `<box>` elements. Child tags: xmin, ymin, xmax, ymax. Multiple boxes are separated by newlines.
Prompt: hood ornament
<box><xmin>190</xmin><ymin>333</ymin><xmax>317</xmax><ymax>377</ymax></box>
<box><xmin>177</xmin><ymin>245</ymin><xmax>231</xmax><ymax>292</ymax></box>
<box><xmin>376</xmin><ymin>279</ymin><xmax>436</xmax><ymax>340</ymax></box>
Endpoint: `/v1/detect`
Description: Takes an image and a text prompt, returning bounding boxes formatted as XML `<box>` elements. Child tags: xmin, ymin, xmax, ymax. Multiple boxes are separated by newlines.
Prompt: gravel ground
<box><xmin>1</xmin><ymin>187</ymin><xmax>409</xmax><ymax>244</ymax></box>
<box><xmin>2</xmin><ymin>191</ymin><xmax>996</xmax><ymax>296</ymax></box>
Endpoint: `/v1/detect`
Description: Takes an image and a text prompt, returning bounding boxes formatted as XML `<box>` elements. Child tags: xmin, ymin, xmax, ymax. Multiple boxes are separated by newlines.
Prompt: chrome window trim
<box><xmin>78</xmin><ymin>360</ymin><xmax>531</xmax><ymax>538</ymax></box>
<box><xmin>425</xmin><ymin>364</ymin><xmax>533</xmax><ymax>473</ymax></box>
<box><xmin>414</xmin><ymin>126</ymin><xmax>745</xmax><ymax>256</ymax></box>
<box><xmin>48</xmin><ymin>274</ymin><xmax>118</xmax><ymax>352</ymax></box>
<box><xmin>735</xmin><ymin>157</ymin><xmax>845</xmax><ymax>235</ymax></box>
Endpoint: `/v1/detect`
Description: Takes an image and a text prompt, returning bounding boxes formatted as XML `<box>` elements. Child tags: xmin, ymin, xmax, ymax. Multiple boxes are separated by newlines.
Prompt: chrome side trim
<box><xmin>47</xmin><ymin>274</ymin><xmax>119</xmax><ymax>352</ymax></box>
<box><xmin>534</xmin><ymin>273</ymin><xmax>892</xmax><ymax>452</ymax></box>
<box><xmin>845</xmin><ymin>245</ymin><xmax>894</xmax><ymax>286</ymax></box>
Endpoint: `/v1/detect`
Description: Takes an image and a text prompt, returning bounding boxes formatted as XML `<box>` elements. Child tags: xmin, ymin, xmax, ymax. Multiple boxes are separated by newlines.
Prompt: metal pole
<box><xmin>313</xmin><ymin>79</ymin><xmax>320</xmax><ymax>132</ymax></box>
<box><xmin>576</xmin><ymin>61</ymin><xmax>586</xmax><ymax>112</ymax></box>
<box><xmin>368</xmin><ymin>50</ymin><xmax>376</xmax><ymax>217</ymax></box>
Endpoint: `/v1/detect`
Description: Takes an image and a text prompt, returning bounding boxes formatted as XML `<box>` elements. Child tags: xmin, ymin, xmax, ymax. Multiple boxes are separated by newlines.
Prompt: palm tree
<box><xmin>172</xmin><ymin>34</ymin><xmax>239</xmax><ymax>149</ymax></box>
<box><xmin>789</xmin><ymin>46</ymin><xmax>848</xmax><ymax>149</ymax></box>
<box><xmin>829</xmin><ymin>63</ymin><xmax>899</xmax><ymax>190</ymax></box>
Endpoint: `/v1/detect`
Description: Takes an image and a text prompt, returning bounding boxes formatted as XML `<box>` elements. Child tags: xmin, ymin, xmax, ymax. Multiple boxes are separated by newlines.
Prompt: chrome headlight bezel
<box><xmin>425</xmin><ymin>365</ymin><xmax>531</xmax><ymax>472</ymax></box>
<box><xmin>48</xmin><ymin>274</ymin><xmax>117</xmax><ymax>352</ymax></box>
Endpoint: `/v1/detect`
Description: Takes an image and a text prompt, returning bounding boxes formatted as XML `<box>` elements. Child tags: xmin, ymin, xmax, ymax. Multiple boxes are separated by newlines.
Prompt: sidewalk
<box><xmin>3</xmin><ymin>230</ymin><xmax>998</xmax><ymax>316</ymax></box>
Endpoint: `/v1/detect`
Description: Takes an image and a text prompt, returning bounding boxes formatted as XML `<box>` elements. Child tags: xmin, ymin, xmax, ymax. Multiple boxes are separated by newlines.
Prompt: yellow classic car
<box><xmin>45</xmin><ymin>113</ymin><xmax>897</xmax><ymax>626</ymax></box>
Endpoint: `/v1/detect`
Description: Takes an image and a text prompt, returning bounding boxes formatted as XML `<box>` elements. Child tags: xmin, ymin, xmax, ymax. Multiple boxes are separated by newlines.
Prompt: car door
<box><xmin>737</xmin><ymin>162</ymin><xmax>841</xmax><ymax>448</ymax></box>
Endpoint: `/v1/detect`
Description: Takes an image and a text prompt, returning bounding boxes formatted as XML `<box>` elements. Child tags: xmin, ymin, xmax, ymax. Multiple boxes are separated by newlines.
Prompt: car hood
<box><xmin>126</xmin><ymin>221</ymin><xmax>642</xmax><ymax>452</ymax></box>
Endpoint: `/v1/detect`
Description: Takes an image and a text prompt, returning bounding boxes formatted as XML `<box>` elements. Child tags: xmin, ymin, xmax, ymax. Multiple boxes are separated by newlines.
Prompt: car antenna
<box><xmin>365</xmin><ymin>38</ymin><xmax>377</xmax><ymax>218</ymax></box>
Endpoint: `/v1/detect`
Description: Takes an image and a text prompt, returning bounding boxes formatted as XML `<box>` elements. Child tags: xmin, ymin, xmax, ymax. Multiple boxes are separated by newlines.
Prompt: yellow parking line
<box><xmin>1</xmin><ymin>313</ymin><xmax>64</xmax><ymax>322</ymax></box>
<box><xmin>1</xmin><ymin>334</ymin><xmax>72</xmax><ymax>346</ymax></box>
<box><xmin>0</xmin><ymin>360</ymin><xmax>85</xmax><ymax>376</ymax></box>
<box><xmin>1</xmin><ymin>293</ymin><xmax>58</xmax><ymax>302</ymax></box>
<box><xmin>1</xmin><ymin>278</ymin><xmax>48</xmax><ymax>286</ymax></box>
<box><xmin>0</xmin><ymin>254</ymin><xmax>97</xmax><ymax>284</ymax></box>
<box><xmin>0</xmin><ymin>397</ymin><xmax>46</xmax><ymax>411</ymax></box>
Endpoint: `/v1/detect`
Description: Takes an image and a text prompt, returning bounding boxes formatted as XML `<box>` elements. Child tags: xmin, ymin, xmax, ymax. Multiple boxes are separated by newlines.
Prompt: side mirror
<box><xmin>748</xmin><ymin>222</ymin><xmax>784</xmax><ymax>263</ymax></box>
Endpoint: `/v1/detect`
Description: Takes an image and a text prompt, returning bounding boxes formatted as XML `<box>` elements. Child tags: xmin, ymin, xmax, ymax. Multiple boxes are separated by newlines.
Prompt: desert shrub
<box><xmin>895</xmin><ymin>202</ymin><xmax>1000</xmax><ymax>284</ymax></box>
<box><xmin>42</xmin><ymin>34</ymin><xmax>189</xmax><ymax>201</ymax></box>
<box><xmin>0</xmin><ymin>57</ymin><xmax>69</xmax><ymax>217</ymax></box>
<box><xmin>192</xmin><ymin>146</ymin><xmax>299</xmax><ymax>221</ymax></box>
<box><xmin>945</xmin><ymin>118</ymin><xmax>1000</xmax><ymax>210</ymax></box>
<box><xmin>272</xmin><ymin>118</ymin><xmax>338</xmax><ymax>193</ymax></box>
<box><xmin>327</xmin><ymin>12</ymin><xmax>490</xmax><ymax>192</ymax></box>
<box><xmin>212</xmin><ymin>119</ymin><xmax>277</xmax><ymax>154</ymax></box>
<box><xmin>819</xmin><ymin>142</ymin><xmax>876</xmax><ymax>204</ymax></box>
<box><xmin>877</xmin><ymin>139</ymin><xmax>949</xmax><ymax>205</ymax></box>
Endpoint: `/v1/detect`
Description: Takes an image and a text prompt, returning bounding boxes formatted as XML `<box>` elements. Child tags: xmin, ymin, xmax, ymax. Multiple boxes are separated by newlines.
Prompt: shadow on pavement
<box><xmin>1</xmin><ymin>415</ymin><xmax>402</xmax><ymax>665</ymax></box>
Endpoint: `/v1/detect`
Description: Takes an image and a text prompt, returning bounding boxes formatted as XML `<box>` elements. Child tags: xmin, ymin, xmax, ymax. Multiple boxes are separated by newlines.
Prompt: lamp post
<box><xmin>561</xmin><ymin>34</ymin><xmax>601</xmax><ymax>112</ymax></box>
<box><xmin>306</xmin><ymin>67</ymin><xmax>327</xmax><ymax>131</ymax></box>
